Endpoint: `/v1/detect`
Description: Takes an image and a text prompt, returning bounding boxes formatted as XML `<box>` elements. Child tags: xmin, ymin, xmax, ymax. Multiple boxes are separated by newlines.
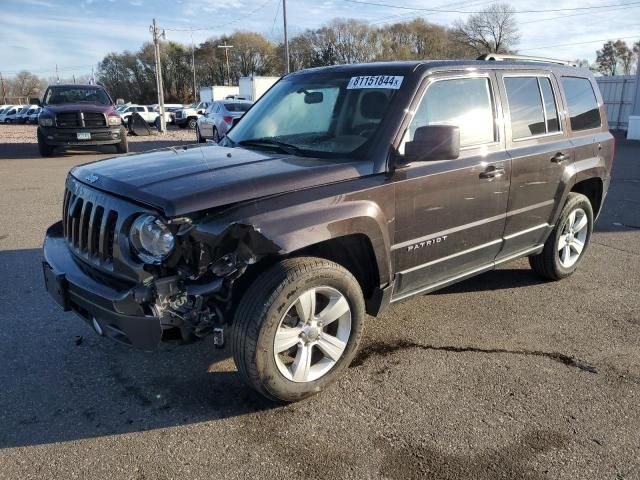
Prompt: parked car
<box><xmin>0</xmin><ymin>105</ymin><xmax>25</xmax><ymax>123</ymax></box>
<box><xmin>27</xmin><ymin>107</ymin><xmax>41</xmax><ymax>124</ymax></box>
<box><xmin>196</xmin><ymin>99</ymin><xmax>253</xmax><ymax>143</ymax></box>
<box><xmin>35</xmin><ymin>83</ymin><xmax>127</xmax><ymax>156</ymax></box>
<box><xmin>16</xmin><ymin>105</ymin><xmax>38</xmax><ymax>124</ymax></box>
<box><xmin>175</xmin><ymin>101</ymin><xmax>210</xmax><ymax>129</ymax></box>
<box><xmin>0</xmin><ymin>104</ymin><xmax>14</xmax><ymax>116</ymax></box>
<box><xmin>149</xmin><ymin>105</ymin><xmax>176</xmax><ymax>125</ymax></box>
<box><xmin>42</xmin><ymin>56</ymin><xmax>612</xmax><ymax>402</ymax></box>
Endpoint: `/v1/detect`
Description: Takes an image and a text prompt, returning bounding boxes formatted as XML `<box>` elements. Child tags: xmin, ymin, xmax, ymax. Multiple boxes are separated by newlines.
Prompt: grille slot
<box><xmin>56</xmin><ymin>112</ymin><xmax>81</xmax><ymax>128</ymax></box>
<box><xmin>63</xmin><ymin>187</ymin><xmax>118</xmax><ymax>264</ymax></box>
<box><xmin>83</xmin><ymin>112</ymin><xmax>106</xmax><ymax>127</ymax></box>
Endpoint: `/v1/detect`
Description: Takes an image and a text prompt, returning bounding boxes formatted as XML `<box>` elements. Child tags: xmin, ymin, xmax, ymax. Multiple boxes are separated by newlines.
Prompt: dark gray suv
<box><xmin>43</xmin><ymin>55</ymin><xmax>613</xmax><ymax>402</ymax></box>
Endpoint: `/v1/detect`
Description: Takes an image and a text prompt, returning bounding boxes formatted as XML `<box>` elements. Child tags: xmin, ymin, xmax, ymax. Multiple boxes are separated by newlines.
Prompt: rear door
<box><xmin>496</xmin><ymin>71</ymin><xmax>572</xmax><ymax>259</ymax></box>
<box><xmin>391</xmin><ymin>72</ymin><xmax>511</xmax><ymax>300</ymax></box>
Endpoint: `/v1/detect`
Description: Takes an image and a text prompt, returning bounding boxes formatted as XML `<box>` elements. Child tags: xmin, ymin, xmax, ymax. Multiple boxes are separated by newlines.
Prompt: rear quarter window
<box><xmin>561</xmin><ymin>77</ymin><xmax>601</xmax><ymax>131</ymax></box>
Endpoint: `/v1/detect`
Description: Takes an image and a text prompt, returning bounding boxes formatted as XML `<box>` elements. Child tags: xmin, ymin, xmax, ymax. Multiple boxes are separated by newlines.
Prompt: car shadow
<box><xmin>0</xmin><ymin>248</ymin><xmax>277</xmax><ymax>449</ymax></box>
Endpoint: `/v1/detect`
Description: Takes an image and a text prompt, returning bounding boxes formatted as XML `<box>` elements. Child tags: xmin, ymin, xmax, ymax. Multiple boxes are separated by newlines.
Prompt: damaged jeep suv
<box><xmin>43</xmin><ymin>55</ymin><xmax>613</xmax><ymax>402</ymax></box>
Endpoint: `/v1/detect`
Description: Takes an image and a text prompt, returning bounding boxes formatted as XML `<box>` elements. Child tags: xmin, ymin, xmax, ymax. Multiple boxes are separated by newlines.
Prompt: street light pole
<box><xmin>191</xmin><ymin>32</ymin><xmax>197</xmax><ymax>102</ymax></box>
<box><xmin>283</xmin><ymin>0</ymin><xmax>290</xmax><ymax>74</ymax></box>
<box><xmin>150</xmin><ymin>18</ymin><xmax>166</xmax><ymax>133</ymax></box>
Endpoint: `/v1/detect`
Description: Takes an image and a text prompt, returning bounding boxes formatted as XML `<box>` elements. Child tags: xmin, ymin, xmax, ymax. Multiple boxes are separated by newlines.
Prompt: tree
<box><xmin>10</xmin><ymin>70</ymin><xmax>44</xmax><ymax>97</ymax></box>
<box><xmin>596</xmin><ymin>40</ymin><xmax>637</xmax><ymax>76</ymax></box>
<box><xmin>596</xmin><ymin>41</ymin><xmax>618</xmax><ymax>75</ymax></box>
<box><xmin>452</xmin><ymin>2</ymin><xmax>520</xmax><ymax>55</ymax></box>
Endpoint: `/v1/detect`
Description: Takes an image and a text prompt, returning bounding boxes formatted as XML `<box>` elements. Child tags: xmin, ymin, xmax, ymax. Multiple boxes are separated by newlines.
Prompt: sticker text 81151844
<box><xmin>346</xmin><ymin>75</ymin><xmax>404</xmax><ymax>90</ymax></box>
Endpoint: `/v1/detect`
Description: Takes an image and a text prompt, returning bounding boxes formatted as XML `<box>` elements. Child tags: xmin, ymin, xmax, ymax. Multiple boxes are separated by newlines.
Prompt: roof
<box><xmin>48</xmin><ymin>84</ymin><xmax>104</xmax><ymax>88</ymax></box>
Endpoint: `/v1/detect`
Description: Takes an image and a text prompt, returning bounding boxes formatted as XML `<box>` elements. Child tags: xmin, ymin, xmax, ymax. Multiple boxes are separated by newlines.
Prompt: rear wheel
<box><xmin>232</xmin><ymin>257</ymin><xmax>365</xmax><ymax>402</ymax></box>
<box><xmin>529</xmin><ymin>192</ymin><xmax>593</xmax><ymax>280</ymax></box>
<box><xmin>37</xmin><ymin>130</ymin><xmax>54</xmax><ymax>157</ymax></box>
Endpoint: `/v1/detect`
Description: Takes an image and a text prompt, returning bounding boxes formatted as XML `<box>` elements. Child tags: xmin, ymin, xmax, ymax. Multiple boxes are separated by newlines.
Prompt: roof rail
<box><xmin>477</xmin><ymin>53</ymin><xmax>577</xmax><ymax>67</ymax></box>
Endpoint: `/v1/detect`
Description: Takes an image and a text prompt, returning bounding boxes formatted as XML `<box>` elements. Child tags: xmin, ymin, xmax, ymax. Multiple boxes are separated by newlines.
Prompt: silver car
<box><xmin>196</xmin><ymin>100</ymin><xmax>253</xmax><ymax>143</ymax></box>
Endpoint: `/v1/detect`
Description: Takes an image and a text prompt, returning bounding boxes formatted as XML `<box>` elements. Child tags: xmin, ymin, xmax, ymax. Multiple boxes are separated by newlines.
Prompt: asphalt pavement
<box><xmin>0</xmin><ymin>133</ymin><xmax>638</xmax><ymax>479</ymax></box>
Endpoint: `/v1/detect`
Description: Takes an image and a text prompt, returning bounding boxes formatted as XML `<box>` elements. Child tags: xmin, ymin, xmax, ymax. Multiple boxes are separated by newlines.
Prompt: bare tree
<box><xmin>452</xmin><ymin>3</ymin><xmax>520</xmax><ymax>55</ymax></box>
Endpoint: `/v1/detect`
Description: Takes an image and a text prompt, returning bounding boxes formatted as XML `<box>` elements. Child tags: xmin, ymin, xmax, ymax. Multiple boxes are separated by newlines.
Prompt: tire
<box><xmin>154</xmin><ymin>117</ymin><xmax>161</xmax><ymax>130</ymax></box>
<box><xmin>529</xmin><ymin>192</ymin><xmax>593</xmax><ymax>280</ymax></box>
<box><xmin>187</xmin><ymin>117</ymin><xmax>198</xmax><ymax>130</ymax></box>
<box><xmin>196</xmin><ymin>125</ymin><xmax>206</xmax><ymax>143</ymax></box>
<box><xmin>213</xmin><ymin>127</ymin><xmax>220</xmax><ymax>143</ymax></box>
<box><xmin>115</xmin><ymin>128</ymin><xmax>129</xmax><ymax>154</ymax></box>
<box><xmin>232</xmin><ymin>257</ymin><xmax>365</xmax><ymax>402</ymax></box>
<box><xmin>37</xmin><ymin>130</ymin><xmax>54</xmax><ymax>157</ymax></box>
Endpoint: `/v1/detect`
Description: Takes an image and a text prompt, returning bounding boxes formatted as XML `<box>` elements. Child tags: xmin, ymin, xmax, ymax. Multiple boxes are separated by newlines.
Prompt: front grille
<box><xmin>62</xmin><ymin>187</ymin><xmax>118</xmax><ymax>264</ymax></box>
<box><xmin>176</xmin><ymin>111</ymin><xmax>183</xmax><ymax>119</ymax></box>
<box><xmin>56</xmin><ymin>112</ymin><xmax>81</xmax><ymax>128</ymax></box>
<box><xmin>55</xmin><ymin>111</ymin><xmax>107</xmax><ymax>128</ymax></box>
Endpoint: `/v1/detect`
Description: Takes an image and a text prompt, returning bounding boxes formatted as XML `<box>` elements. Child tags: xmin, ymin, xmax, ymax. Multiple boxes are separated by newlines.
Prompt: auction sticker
<box><xmin>347</xmin><ymin>75</ymin><xmax>404</xmax><ymax>90</ymax></box>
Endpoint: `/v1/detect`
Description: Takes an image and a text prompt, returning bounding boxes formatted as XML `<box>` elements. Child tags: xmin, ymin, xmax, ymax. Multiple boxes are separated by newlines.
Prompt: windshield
<box><xmin>225</xmin><ymin>72</ymin><xmax>402</xmax><ymax>157</ymax></box>
<box><xmin>224</xmin><ymin>102</ymin><xmax>252</xmax><ymax>113</ymax></box>
<box><xmin>44</xmin><ymin>86</ymin><xmax>111</xmax><ymax>106</ymax></box>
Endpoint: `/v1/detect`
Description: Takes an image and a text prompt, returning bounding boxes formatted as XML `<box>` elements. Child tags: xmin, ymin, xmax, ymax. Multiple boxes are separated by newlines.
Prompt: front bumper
<box><xmin>39</xmin><ymin>126</ymin><xmax>123</xmax><ymax>146</ymax></box>
<box><xmin>43</xmin><ymin>221</ymin><xmax>162</xmax><ymax>350</ymax></box>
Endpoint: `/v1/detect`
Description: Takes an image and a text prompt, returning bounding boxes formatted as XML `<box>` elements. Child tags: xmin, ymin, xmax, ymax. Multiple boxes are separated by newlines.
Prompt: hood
<box><xmin>70</xmin><ymin>145</ymin><xmax>373</xmax><ymax>216</ymax></box>
<box><xmin>43</xmin><ymin>104</ymin><xmax>117</xmax><ymax>115</ymax></box>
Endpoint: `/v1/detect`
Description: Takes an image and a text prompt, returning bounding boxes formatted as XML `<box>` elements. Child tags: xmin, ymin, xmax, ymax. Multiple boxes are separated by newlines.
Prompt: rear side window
<box><xmin>410</xmin><ymin>77</ymin><xmax>496</xmax><ymax>147</ymax></box>
<box><xmin>504</xmin><ymin>76</ymin><xmax>561</xmax><ymax>139</ymax></box>
<box><xmin>561</xmin><ymin>77</ymin><xmax>601</xmax><ymax>131</ymax></box>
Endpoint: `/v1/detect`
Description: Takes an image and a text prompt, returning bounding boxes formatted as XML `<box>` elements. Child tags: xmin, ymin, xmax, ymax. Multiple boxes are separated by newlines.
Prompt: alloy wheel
<box><xmin>273</xmin><ymin>286</ymin><xmax>352</xmax><ymax>383</ymax></box>
<box><xmin>558</xmin><ymin>207</ymin><xmax>588</xmax><ymax>268</ymax></box>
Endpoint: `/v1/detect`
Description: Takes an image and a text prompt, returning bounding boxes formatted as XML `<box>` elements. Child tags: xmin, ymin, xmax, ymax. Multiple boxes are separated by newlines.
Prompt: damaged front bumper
<box><xmin>43</xmin><ymin>222</ymin><xmax>162</xmax><ymax>350</ymax></box>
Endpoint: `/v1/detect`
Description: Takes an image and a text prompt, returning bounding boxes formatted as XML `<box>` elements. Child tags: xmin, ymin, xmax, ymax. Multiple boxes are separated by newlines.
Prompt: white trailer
<box><xmin>239</xmin><ymin>76</ymin><xmax>280</xmax><ymax>102</ymax></box>
<box><xmin>199</xmin><ymin>85</ymin><xmax>240</xmax><ymax>103</ymax></box>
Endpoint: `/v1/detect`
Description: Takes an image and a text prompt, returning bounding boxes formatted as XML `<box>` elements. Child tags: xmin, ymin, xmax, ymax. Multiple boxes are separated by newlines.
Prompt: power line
<box><xmin>341</xmin><ymin>0</ymin><xmax>640</xmax><ymax>14</ymax></box>
<box><xmin>520</xmin><ymin>4</ymin><xmax>640</xmax><ymax>24</ymax></box>
<box><xmin>163</xmin><ymin>0</ymin><xmax>276</xmax><ymax>32</ymax></box>
<box><xmin>518</xmin><ymin>35</ymin><xmax>640</xmax><ymax>52</ymax></box>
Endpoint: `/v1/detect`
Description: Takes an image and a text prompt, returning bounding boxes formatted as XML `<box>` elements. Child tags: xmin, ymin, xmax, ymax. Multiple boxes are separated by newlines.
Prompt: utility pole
<box><xmin>191</xmin><ymin>33</ymin><xmax>197</xmax><ymax>102</ymax></box>
<box><xmin>55</xmin><ymin>64</ymin><xmax>60</xmax><ymax>84</ymax></box>
<box><xmin>282</xmin><ymin>0</ymin><xmax>290</xmax><ymax>74</ymax></box>
<box><xmin>218</xmin><ymin>45</ymin><xmax>233</xmax><ymax>86</ymax></box>
<box><xmin>0</xmin><ymin>72</ymin><xmax>5</xmax><ymax>104</ymax></box>
<box><xmin>150</xmin><ymin>18</ymin><xmax>167</xmax><ymax>133</ymax></box>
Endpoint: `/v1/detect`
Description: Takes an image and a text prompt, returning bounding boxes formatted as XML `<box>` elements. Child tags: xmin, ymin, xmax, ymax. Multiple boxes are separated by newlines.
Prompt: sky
<box><xmin>1</xmin><ymin>0</ymin><xmax>639</xmax><ymax>80</ymax></box>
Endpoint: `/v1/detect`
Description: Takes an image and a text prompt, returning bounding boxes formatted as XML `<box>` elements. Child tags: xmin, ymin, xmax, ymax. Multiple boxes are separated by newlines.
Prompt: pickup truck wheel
<box><xmin>529</xmin><ymin>192</ymin><xmax>593</xmax><ymax>280</ymax></box>
<box><xmin>115</xmin><ymin>128</ymin><xmax>129</xmax><ymax>154</ymax></box>
<box><xmin>37</xmin><ymin>130</ymin><xmax>54</xmax><ymax>157</ymax></box>
<box><xmin>232</xmin><ymin>257</ymin><xmax>365</xmax><ymax>402</ymax></box>
<box><xmin>187</xmin><ymin>117</ymin><xmax>198</xmax><ymax>129</ymax></box>
<box><xmin>154</xmin><ymin>117</ymin><xmax>161</xmax><ymax>130</ymax></box>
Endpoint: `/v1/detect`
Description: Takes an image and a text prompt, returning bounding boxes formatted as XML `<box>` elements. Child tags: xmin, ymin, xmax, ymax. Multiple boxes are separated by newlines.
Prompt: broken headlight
<box><xmin>129</xmin><ymin>215</ymin><xmax>175</xmax><ymax>264</ymax></box>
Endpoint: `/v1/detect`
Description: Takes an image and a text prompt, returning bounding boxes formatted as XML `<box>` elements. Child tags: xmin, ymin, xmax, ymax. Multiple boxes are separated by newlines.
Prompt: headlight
<box><xmin>39</xmin><ymin>116</ymin><xmax>54</xmax><ymax>127</ymax></box>
<box><xmin>108</xmin><ymin>115</ymin><xmax>121</xmax><ymax>126</ymax></box>
<box><xmin>129</xmin><ymin>215</ymin><xmax>175</xmax><ymax>264</ymax></box>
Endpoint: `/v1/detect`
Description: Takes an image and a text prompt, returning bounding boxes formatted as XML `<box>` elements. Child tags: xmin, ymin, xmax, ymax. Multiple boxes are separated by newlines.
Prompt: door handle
<box><xmin>479</xmin><ymin>166</ymin><xmax>505</xmax><ymax>179</ymax></box>
<box><xmin>551</xmin><ymin>152</ymin><xmax>569</xmax><ymax>163</ymax></box>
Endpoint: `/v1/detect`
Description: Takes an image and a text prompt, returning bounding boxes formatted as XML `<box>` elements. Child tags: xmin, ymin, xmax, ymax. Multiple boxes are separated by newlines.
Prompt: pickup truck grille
<box><xmin>56</xmin><ymin>111</ymin><xmax>107</xmax><ymax>128</ymax></box>
<box><xmin>62</xmin><ymin>187</ymin><xmax>118</xmax><ymax>263</ymax></box>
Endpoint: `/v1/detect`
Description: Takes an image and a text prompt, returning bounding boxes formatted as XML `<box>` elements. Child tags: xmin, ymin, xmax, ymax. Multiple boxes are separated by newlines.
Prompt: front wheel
<box><xmin>115</xmin><ymin>128</ymin><xmax>129</xmax><ymax>154</ymax></box>
<box><xmin>37</xmin><ymin>130</ymin><xmax>54</xmax><ymax>157</ymax></box>
<box><xmin>187</xmin><ymin>117</ymin><xmax>198</xmax><ymax>129</ymax></box>
<box><xmin>232</xmin><ymin>257</ymin><xmax>365</xmax><ymax>402</ymax></box>
<box><xmin>529</xmin><ymin>192</ymin><xmax>593</xmax><ymax>280</ymax></box>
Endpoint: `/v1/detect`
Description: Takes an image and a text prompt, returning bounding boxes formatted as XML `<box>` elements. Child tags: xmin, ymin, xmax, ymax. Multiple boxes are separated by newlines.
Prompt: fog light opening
<box><xmin>92</xmin><ymin>317</ymin><xmax>104</xmax><ymax>336</ymax></box>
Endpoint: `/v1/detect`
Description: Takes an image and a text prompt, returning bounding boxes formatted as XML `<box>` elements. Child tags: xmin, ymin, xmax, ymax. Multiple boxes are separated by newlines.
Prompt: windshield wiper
<box><xmin>238</xmin><ymin>138</ymin><xmax>304</xmax><ymax>156</ymax></box>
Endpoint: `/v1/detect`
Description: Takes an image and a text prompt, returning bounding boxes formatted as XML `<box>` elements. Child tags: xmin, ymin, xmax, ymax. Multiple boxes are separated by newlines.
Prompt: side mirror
<box><xmin>197</xmin><ymin>109</ymin><xmax>204</xmax><ymax>114</ymax></box>
<box><xmin>402</xmin><ymin>125</ymin><xmax>460</xmax><ymax>163</ymax></box>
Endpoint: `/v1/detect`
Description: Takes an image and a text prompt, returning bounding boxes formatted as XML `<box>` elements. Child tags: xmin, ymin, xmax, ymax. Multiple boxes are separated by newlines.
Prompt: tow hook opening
<box><xmin>92</xmin><ymin>317</ymin><xmax>104</xmax><ymax>336</ymax></box>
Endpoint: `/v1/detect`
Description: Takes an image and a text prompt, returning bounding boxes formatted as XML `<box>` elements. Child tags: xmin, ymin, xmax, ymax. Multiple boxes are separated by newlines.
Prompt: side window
<box><xmin>504</xmin><ymin>77</ymin><xmax>546</xmax><ymax>139</ymax></box>
<box><xmin>409</xmin><ymin>77</ymin><xmax>495</xmax><ymax>147</ymax></box>
<box><xmin>561</xmin><ymin>77</ymin><xmax>601</xmax><ymax>131</ymax></box>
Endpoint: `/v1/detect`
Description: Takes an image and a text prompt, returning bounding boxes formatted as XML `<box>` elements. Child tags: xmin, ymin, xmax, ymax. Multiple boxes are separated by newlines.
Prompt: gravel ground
<box><xmin>0</xmin><ymin>123</ymin><xmax>196</xmax><ymax>144</ymax></box>
<box><xmin>0</xmin><ymin>129</ymin><xmax>638</xmax><ymax>479</ymax></box>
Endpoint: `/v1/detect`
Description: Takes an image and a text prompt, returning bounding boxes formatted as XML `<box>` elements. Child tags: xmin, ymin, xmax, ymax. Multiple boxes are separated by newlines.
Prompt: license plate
<box><xmin>77</xmin><ymin>132</ymin><xmax>91</xmax><ymax>140</ymax></box>
<box><xmin>42</xmin><ymin>262</ymin><xmax>70</xmax><ymax>311</ymax></box>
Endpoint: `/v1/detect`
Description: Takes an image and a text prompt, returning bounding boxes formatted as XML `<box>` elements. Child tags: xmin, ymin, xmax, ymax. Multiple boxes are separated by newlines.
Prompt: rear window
<box><xmin>561</xmin><ymin>77</ymin><xmax>601</xmax><ymax>131</ymax></box>
<box><xmin>224</xmin><ymin>103</ymin><xmax>251</xmax><ymax>113</ymax></box>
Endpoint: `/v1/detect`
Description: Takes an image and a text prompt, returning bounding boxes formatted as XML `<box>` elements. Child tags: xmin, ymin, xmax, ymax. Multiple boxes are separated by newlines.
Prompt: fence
<box><xmin>596</xmin><ymin>75</ymin><xmax>637</xmax><ymax>130</ymax></box>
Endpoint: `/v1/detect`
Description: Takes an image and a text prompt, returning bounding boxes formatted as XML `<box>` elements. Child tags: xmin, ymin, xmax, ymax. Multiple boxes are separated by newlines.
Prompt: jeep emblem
<box><xmin>85</xmin><ymin>173</ymin><xmax>99</xmax><ymax>184</ymax></box>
